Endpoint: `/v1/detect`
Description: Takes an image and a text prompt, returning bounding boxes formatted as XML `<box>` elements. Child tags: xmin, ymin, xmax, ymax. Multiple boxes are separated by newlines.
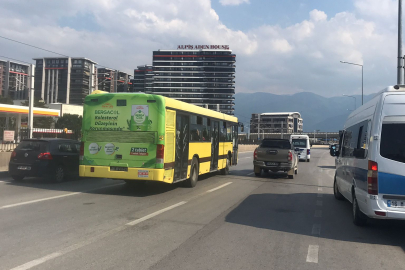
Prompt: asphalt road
<box><xmin>1</xmin><ymin>149</ymin><xmax>405</xmax><ymax>270</ymax></box>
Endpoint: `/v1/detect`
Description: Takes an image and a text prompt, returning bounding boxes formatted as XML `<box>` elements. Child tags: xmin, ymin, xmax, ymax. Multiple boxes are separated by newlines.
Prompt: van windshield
<box><xmin>380</xmin><ymin>123</ymin><xmax>405</xmax><ymax>163</ymax></box>
<box><xmin>292</xmin><ymin>139</ymin><xmax>307</xmax><ymax>147</ymax></box>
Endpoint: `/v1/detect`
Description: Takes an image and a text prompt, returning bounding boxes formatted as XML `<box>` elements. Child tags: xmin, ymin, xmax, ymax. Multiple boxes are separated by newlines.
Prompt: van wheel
<box><xmin>184</xmin><ymin>158</ymin><xmax>198</xmax><ymax>188</ymax></box>
<box><xmin>221</xmin><ymin>156</ymin><xmax>230</xmax><ymax>175</ymax></box>
<box><xmin>333</xmin><ymin>177</ymin><xmax>344</xmax><ymax>200</ymax></box>
<box><xmin>294</xmin><ymin>168</ymin><xmax>298</xmax><ymax>175</ymax></box>
<box><xmin>11</xmin><ymin>175</ymin><xmax>24</xmax><ymax>181</ymax></box>
<box><xmin>307</xmin><ymin>159</ymin><xmax>310</xmax><ymax>162</ymax></box>
<box><xmin>353</xmin><ymin>193</ymin><xmax>367</xmax><ymax>226</ymax></box>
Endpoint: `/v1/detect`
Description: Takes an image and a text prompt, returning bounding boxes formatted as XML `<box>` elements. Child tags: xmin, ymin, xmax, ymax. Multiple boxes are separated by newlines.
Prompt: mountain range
<box><xmin>234</xmin><ymin>92</ymin><xmax>376</xmax><ymax>132</ymax></box>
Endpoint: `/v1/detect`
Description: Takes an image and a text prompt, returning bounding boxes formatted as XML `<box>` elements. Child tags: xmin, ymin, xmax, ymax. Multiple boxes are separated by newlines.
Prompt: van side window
<box><xmin>343</xmin><ymin>121</ymin><xmax>369</xmax><ymax>158</ymax></box>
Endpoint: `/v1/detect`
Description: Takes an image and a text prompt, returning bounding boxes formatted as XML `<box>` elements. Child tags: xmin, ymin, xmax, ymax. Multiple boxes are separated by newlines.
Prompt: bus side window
<box><xmin>226</xmin><ymin>122</ymin><xmax>232</xmax><ymax>142</ymax></box>
<box><xmin>190</xmin><ymin>115</ymin><xmax>201</xmax><ymax>142</ymax></box>
<box><xmin>202</xmin><ymin>117</ymin><xmax>210</xmax><ymax>141</ymax></box>
<box><xmin>220</xmin><ymin>121</ymin><xmax>226</xmax><ymax>142</ymax></box>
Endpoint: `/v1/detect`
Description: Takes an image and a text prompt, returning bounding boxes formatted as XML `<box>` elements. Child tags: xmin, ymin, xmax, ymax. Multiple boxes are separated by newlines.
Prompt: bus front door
<box><xmin>211</xmin><ymin>121</ymin><xmax>219</xmax><ymax>171</ymax></box>
<box><xmin>174</xmin><ymin>114</ymin><xmax>189</xmax><ymax>181</ymax></box>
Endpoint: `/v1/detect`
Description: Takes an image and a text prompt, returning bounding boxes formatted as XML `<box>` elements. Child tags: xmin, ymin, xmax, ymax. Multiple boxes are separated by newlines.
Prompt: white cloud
<box><xmin>309</xmin><ymin>9</ymin><xmax>327</xmax><ymax>22</ymax></box>
<box><xmin>219</xmin><ymin>0</ymin><xmax>250</xmax><ymax>6</ymax></box>
<box><xmin>0</xmin><ymin>0</ymin><xmax>399</xmax><ymax>98</ymax></box>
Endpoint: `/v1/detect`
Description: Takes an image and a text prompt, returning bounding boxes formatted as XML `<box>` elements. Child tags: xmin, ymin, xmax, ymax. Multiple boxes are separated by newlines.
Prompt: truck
<box><xmin>253</xmin><ymin>139</ymin><xmax>299</xmax><ymax>179</ymax></box>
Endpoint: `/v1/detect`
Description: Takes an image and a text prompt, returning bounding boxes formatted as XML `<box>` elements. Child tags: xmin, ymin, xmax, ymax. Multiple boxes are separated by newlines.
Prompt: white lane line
<box><xmin>126</xmin><ymin>201</ymin><xmax>187</xmax><ymax>226</ymax></box>
<box><xmin>316</xmin><ymin>200</ymin><xmax>323</xmax><ymax>206</ymax></box>
<box><xmin>247</xmin><ymin>172</ymin><xmax>254</xmax><ymax>176</ymax></box>
<box><xmin>206</xmin><ymin>182</ymin><xmax>233</xmax><ymax>193</ymax></box>
<box><xmin>0</xmin><ymin>183</ymin><xmax>124</xmax><ymax>210</ymax></box>
<box><xmin>312</xmin><ymin>224</ymin><xmax>321</xmax><ymax>235</ymax></box>
<box><xmin>306</xmin><ymin>245</ymin><xmax>319</xmax><ymax>263</ymax></box>
<box><xmin>10</xmin><ymin>201</ymin><xmax>187</xmax><ymax>270</ymax></box>
<box><xmin>318</xmin><ymin>187</ymin><xmax>322</xmax><ymax>191</ymax></box>
<box><xmin>10</xmin><ymin>252</ymin><xmax>62</xmax><ymax>270</ymax></box>
<box><xmin>241</xmin><ymin>157</ymin><xmax>252</xmax><ymax>159</ymax></box>
<box><xmin>314</xmin><ymin>210</ymin><xmax>322</xmax><ymax>218</ymax></box>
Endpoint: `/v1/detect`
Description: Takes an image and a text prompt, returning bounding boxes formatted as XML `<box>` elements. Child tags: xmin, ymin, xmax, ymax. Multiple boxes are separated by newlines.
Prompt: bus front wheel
<box><xmin>184</xmin><ymin>157</ymin><xmax>198</xmax><ymax>188</ymax></box>
<box><xmin>220</xmin><ymin>156</ymin><xmax>230</xmax><ymax>175</ymax></box>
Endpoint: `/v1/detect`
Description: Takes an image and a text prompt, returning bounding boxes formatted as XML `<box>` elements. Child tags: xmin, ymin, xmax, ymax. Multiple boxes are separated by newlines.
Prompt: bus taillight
<box><xmin>156</xmin><ymin>144</ymin><xmax>164</xmax><ymax>164</ymax></box>
<box><xmin>80</xmin><ymin>141</ymin><xmax>84</xmax><ymax>161</ymax></box>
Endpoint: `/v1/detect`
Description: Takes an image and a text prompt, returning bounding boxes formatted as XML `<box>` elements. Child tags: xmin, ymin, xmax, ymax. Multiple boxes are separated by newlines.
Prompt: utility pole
<box><xmin>398</xmin><ymin>0</ymin><xmax>403</xmax><ymax>84</ymax></box>
<box><xmin>258</xmin><ymin>114</ymin><xmax>260</xmax><ymax>140</ymax></box>
<box><xmin>28</xmin><ymin>64</ymin><xmax>34</xmax><ymax>139</ymax></box>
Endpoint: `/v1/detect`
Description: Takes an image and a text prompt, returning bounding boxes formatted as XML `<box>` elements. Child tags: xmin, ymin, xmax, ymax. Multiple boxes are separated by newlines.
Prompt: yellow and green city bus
<box><xmin>79</xmin><ymin>91</ymin><xmax>240</xmax><ymax>187</ymax></box>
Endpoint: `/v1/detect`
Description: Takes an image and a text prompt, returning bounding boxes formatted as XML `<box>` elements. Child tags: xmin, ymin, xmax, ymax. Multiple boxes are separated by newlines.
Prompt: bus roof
<box><xmin>86</xmin><ymin>92</ymin><xmax>238</xmax><ymax>123</ymax></box>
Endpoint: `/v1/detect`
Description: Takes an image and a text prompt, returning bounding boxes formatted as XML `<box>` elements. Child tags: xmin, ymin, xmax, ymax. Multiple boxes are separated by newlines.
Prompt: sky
<box><xmin>0</xmin><ymin>0</ymin><xmax>401</xmax><ymax>97</ymax></box>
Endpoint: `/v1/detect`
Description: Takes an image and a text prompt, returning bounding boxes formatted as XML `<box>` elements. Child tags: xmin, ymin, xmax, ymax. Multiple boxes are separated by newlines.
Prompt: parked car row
<box><xmin>9</xmin><ymin>139</ymin><xmax>80</xmax><ymax>182</ymax></box>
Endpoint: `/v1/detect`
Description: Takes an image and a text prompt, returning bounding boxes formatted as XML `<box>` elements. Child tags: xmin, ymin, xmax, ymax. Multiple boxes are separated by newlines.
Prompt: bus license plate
<box><xmin>17</xmin><ymin>166</ymin><xmax>31</xmax><ymax>170</ymax></box>
<box><xmin>266</xmin><ymin>162</ymin><xmax>278</xmax><ymax>166</ymax></box>
<box><xmin>138</xmin><ymin>170</ymin><xmax>149</xmax><ymax>178</ymax></box>
<box><xmin>110</xmin><ymin>166</ymin><xmax>128</xmax><ymax>172</ymax></box>
<box><xmin>387</xmin><ymin>200</ymin><xmax>405</xmax><ymax>208</ymax></box>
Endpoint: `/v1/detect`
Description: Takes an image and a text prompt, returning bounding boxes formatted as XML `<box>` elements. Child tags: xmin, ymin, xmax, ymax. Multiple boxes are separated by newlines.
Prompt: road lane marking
<box><xmin>206</xmin><ymin>182</ymin><xmax>232</xmax><ymax>193</ymax></box>
<box><xmin>247</xmin><ymin>172</ymin><xmax>254</xmax><ymax>176</ymax></box>
<box><xmin>10</xmin><ymin>252</ymin><xmax>62</xmax><ymax>270</ymax></box>
<box><xmin>316</xmin><ymin>200</ymin><xmax>323</xmax><ymax>206</ymax></box>
<box><xmin>126</xmin><ymin>201</ymin><xmax>187</xmax><ymax>226</ymax></box>
<box><xmin>314</xmin><ymin>210</ymin><xmax>322</xmax><ymax>218</ymax></box>
<box><xmin>312</xmin><ymin>224</ymin><xmax>321</xmax><ymax>235</ymax></box>
<box><xmin>10</xmin><ymin>200</ymin><xmax>187</xmax><ymax>270</ymax></box>
<box><xmin>0</xmin><ymin>183</ymin><xmax>124</xmax><ymax>210</ymax></box>
<box><xmin>241</xmin><ymin>157</ymin><xmax>252</xmax><ymax>159</ymax></box>
<box><xmin>306</xmin><ymin>245</ymin><xmax>319</xmax><ymax>263</ymax></box>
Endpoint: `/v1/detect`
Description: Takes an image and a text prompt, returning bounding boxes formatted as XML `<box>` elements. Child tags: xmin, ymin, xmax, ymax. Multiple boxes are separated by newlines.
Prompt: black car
<box><xmin>9</xmin><ymin>139</ymin><xmax>80</xmax><ymax>182</ymax></box>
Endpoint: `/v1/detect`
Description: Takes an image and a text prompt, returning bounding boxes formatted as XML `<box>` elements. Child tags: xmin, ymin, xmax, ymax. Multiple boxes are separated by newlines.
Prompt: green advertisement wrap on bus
<box><xmin>80</xmin><ymin>93</ymin><xmax>165</xmax><ymax>169</ymax></box>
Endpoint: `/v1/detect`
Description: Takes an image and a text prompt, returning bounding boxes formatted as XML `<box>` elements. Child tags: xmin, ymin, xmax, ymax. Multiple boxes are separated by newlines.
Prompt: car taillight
<box><xmin>367</xmin><ymin>160</ymin><xmax>378</xmax><ymax>195</ymax></box>
<box><xmin>288</xmin><ymin>151</ymin><xmax>293</xmax><ymax>161</ymax></box>
<box><xmin>254</xmin><ymin>149</ymin><xmax>257</xmax><ymax>160</ymax></box>
<box><xmin>307</xmin><ymin>149</ymin><xmax>310</xmax><ymax>155</ymax></box>
<box><xmin>156</xmin><ymin>144</ymin><xmax>164</xmax><ymax>164</ymax></box>
<box><xmin>11</xmin><ymin>150</ymin><xmax>16</xmax><ymax>159</ymax></box>
<box><xmin>79</xmin><ymin>141</ymin><xmax>84</xmax><ymax>160</ymax></box>
<box><xmin>38</xmin><ymin>152</ymin><xmax>53</xmax><ymax>160</ymax></box>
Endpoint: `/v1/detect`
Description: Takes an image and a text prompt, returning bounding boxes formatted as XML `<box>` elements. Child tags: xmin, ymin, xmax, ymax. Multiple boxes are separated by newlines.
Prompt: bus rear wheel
<box><xmin>184</xmin><ymin>157</ymin><xmax>198</xmax><ymax>188</ymax></box>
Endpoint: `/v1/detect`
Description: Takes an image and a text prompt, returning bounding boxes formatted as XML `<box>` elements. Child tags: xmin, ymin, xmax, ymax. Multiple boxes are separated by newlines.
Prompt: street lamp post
<box><xmin>343</xmin><ymin>94</ymin><xmax>356</xmax><ymax>111</ymax></box>
<box><xmin>340</xmin><ymin>61</ymin><xmax>363</xmax><ymax>105</ymax></box>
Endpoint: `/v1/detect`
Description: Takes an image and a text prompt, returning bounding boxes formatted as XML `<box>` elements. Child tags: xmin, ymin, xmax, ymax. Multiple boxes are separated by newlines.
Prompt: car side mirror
<box><xmin>353</xmin><ymin>148</ymin><xmax>365</xmax><ymax>158</ymax></box>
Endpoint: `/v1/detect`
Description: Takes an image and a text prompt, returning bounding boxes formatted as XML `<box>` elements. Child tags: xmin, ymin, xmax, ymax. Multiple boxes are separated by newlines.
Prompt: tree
<box><xmin>21</xmin><ymin>97</ymin><xmax>54</xmax><ymax>128</ymax></box>
<box><xmin>55</xmin><ymin>114</ymin><xmax>83</xmax><ymax>131</ymax></box>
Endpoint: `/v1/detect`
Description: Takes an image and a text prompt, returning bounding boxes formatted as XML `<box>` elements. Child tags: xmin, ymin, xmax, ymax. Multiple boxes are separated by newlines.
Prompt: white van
<box><xmin>291</xmin><ymin>135</ymin><xmax>310</xmax><ymax>162</ymax></box>
<box><xmin>331</xmin><ymin>85</ymin><xmax>405</xmax><ymax>225</ymax></box>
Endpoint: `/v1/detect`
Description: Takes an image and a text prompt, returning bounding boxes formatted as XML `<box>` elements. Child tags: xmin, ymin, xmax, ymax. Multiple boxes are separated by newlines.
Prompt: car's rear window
<box><xmin>261</xmin><ymin>140</ymin><xmax>291</xmax><ymax>149</ymax></box>
<box><xmin>380</xmin><ymin>123</ymin><xmax>405</xmax><ymax>163</ymax></box>
<box><xmin>16</xmin><ymin>141</ymin><xmax>48</xmax><ymax>151</ymax></box>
